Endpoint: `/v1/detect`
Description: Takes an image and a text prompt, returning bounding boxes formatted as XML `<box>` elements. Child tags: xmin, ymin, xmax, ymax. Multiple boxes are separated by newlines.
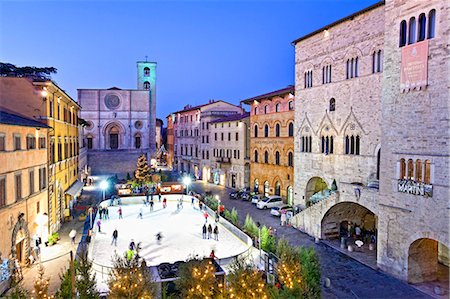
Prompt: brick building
<box><xmin>291</xmin><ymin>0</ymin><xmax>449</xmax><ymax>290</ymax></box>
<box><xmin>243</xmin><ymin>86</ymin><xmax>295</xmax><ymax>204</ymax></box>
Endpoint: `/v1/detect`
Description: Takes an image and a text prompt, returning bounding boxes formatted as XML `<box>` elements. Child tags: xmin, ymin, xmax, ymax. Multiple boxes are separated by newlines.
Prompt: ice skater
<box><xmin>118</xmin><ymin>207</ymin><xmax>123</xmax><ymax>219</ymax></box>
<box><xmin>138</xmin><ymin>208</ymin><xmax>143</xmax><ymax>219</ymax></box>
<box><xmin>209</xmin><ymin>250</ymin><xmax>216</xmax><ymax>260</ymax></box>
<box><xmin>191</xmin><ymin>196</ymin><xmax>195</xmax><ymax>206</ymax></box>
<box><xmin>163</xmin><ymin>197</ymin><xmax>167</xmax><ymax>208</ymax></box>
<box><xmin>213</xmin><ymin>225</ymin><xmax>219</xmax><ymax>241</ymax></box>
<box><xmin>97</xmin><ymin>219</ymin><xmax>102</xmax><ymax>232</ymax></box>
<box><xmin>204</xmin><ymin>211</ymin><xmax>209</xmax><ymax>223</ymax></box>
<box><xmin>149</xmin><ymin>199</ymin><xmax>154</xmax><ymax>211</ymax></box>
<box><xmin>202</xmin><ymin>224</ymin><xmax>207</xmax><ymax>239</ymax></box>
<box><xmin>207</xmin><ymin>224</ymin><xmax>212</xmax><ymax>239</ymax></box>
<box><xmin>129</xmin><ymin>239</ymin><xmax>136</xmax><ymax>251</ymax></box>
<box><xmin>156</xmin><ymin>232</ymin><xmax>163</xmax><ymax>245</ymax></box>
<box><xmin>105</xmin><ymin>207</ymin><xmax>109</xmax><ymax>219</ymax></box>
<box><xmin>179</xmin><ymin>196</ymin><xmax>184</xmax><ymax>209</ymax></box>
<box><xmin>111</xmin><ymin>229</ymin><xmax>118</xmax><ymax>246</ymax></box>
<box><xmin>158</xmin><ymin>193</ymin><xmax>162</xmax><ymax>202</ymax></box>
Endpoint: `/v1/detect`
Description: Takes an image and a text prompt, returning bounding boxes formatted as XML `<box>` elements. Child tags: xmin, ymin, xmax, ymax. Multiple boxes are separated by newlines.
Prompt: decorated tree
<box><xmin>33</xmin><ymin>264</ymin><xmax>50</xmax><ymax>299</ymax></box>
<box><xmin>56</xmin><ymin>267</ymin><xmax>72</xmax><ymax>299</ymax></box>
<box><xmin>108</xmin><ymin>254</ymin><xmax>156</xmax><ymax>299</ymax></box>
<box><xmin>299</xmin><ymin>247</ymin><xmax>321</xmax><ymax>298</ymax></box>
<box><xmin>225</xmin><ymin>257</ymin><xmax>268</xmax><ymax>299</ymax></box>
<box><xmin>76</xmin><ymin>249</ymin><xmax>99</xmax><ymax>299</ymax></box>
<box><xmin>176</xmin><ymin>258</ymin><xmax>223</xmax><ymax>299</ymax></box>
<box><xmin>134</xmin><ymin>155</ymin><xmax>151</xmax><ymax>185</ymax></box>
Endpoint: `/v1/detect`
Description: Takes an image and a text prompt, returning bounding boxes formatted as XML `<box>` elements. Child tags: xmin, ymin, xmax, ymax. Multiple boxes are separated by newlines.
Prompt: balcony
<box><xmin>216</xmin><ymin>157</ymin><xmax>231</xmax><ymax>164</ymax></box>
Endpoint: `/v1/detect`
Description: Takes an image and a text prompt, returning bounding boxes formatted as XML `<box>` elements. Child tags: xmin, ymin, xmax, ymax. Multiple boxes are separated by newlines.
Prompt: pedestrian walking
<box><xmin>118</xmin><ymin>207</ymin><xmax>123</xmax><ymax>219</ymax></box>
<box><xmin>97</xmin><ymin>219</ymin><xmax>102</xmax><ymax>232</ymax></box>
<box><xmin>146</xmin><ymin>192</ymin><xmax>150</xmax><ymax>204</ymax></box>
<box><xmin>355</xmin><ymin>225</ymin><xmax>361</xmax><ymax>240</ymax></box>
<box><xmin>202</xmin><ymin>224</ymin><xmax>207</xmax><ymax>239</ymax></box>
<box><xmin>204</xmin><ymin>211</ymin><xmax>209</xmax><ymax>223</ymax></box>
<box><xmin>163</xmin><ymin>197</ymin><xmax>167</xmax><ymax>208</ymax></box>
<box><xmin>209</xmin><ymin>250</ymin><xmax>216</xmax><ymax>259</ymax></box>
<box><xmin>191</xmin><ymin>196</ymin><xmax>195</xmax><ymax>206</ymax></box>
<box><xmin>111</xmin><ymin>229</ymin><xmax>118</xmax><ymax>246</ymax></box>
<box><xmin>158</xmin><ymin>193</ymin><xmax>162</xmax><ymax>202</ymax></box>
<box><xmin>215</xmin><ymin>211</ymin><xmax>219</xmax><ymax>223</ymax></box>
<box><xmin>280</xmin><ymin>212</ymin><xmax>287</xmax><ymax>227</ymax></box>
<box><xmin>156</xmin><ymin>232</ymin><xmax>163</xmax><ymax>244</ymax></box>
<box><xmin>213</xmin><ymin>225</ymin><xmax>219</xmax><ymax>241</ymax></box>
<box><xmin>69</xmin><ymin>229</ymin><xmax>77</xmax><ymax>245</ymax></box>
<box><xmin>150</xmin><ymin>200</ymin><xmax>154</xmax><ymax>211</ymax></box>
<box><xmin>207</xmin><ymin>224</ymin><xmax>212</xmax><ymax>239</ymax></box>
<box><xmin>199</xmin><ymin>201</ymin><xmax>203</xmax><ymax>211</ymax></box>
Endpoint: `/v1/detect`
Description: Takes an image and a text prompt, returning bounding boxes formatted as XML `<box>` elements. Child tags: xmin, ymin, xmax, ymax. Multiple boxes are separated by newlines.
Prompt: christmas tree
<box><xmin>108</xmin><ymin>254</ymin><xmax>155</xmax><ymax>299</ymax></box>
<box><xmin>176</xmin><ymin>258</ymin><xmax>223</xmax><ymax>299</ymax></box>
<box><xmin>76</xmin><ymin>250</ymin><xmax>99</xmax><ymax>299</ymax></box>
<box><xmin>225</xmin><ymin>257</ymin><xmax>268</xmax><ymax>298</ymax></box>
<box><xmin>33</xmin><ymin>264</ymin><xmax>50</xmax><ymax>299</ymax></box>
<box><xmin>134</xmin><ymin>155</ymin><xmax>151</xmax><ymax>185</ymax></box>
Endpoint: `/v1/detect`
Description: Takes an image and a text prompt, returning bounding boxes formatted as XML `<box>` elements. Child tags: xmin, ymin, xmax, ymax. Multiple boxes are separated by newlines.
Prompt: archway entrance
<box><xmin>408</xmin><ymin>238</ymin><xmax>449</xmax><ymax>295</ymax></box>
<box><xmin>254</xmin><ymin>179</ymin><xmax>259</xmax><ymax>193</ymax></box>
<box><xmin>275</xmin><ymin>181</ymin><xmax>281</xmax><ymax>196</ymax></box>
<box><xmin>264</xmin><ymin>181</ymin><xmax>269</xmax><ymax>197</ymax></box>
<box><xmin>305</xmin><ymin>177</ymin><xmax>328</xmax><ymax>205</ymax></box>
<box><xmin>109</xmin><ymin>126</ymin><xmax>119</xmax><ymax>149</ymax></box>
<box><xmin>11</xmin><ymin>214</ymin><xmax>31</xmax><ymax>266</ymax></box>
<box><xmin>321</xmin><ymin>202</ymin><xmax>377</xmax><ymax>267</ymax></box>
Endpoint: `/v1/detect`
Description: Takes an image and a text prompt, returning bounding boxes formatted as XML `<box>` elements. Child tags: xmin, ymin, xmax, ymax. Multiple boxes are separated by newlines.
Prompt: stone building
<box><xmin>156</xmin><ymin>118</ymin><xmax>163</xmax><ymax>150</ymax></box>
<box><xmin>166</xmin><ymin>114</ymin><xmax>174</xmax><ymax>170</ymax></box>
<box><xmin>209</xmin><ymin>112</ymin><xmax>250</xmax><ymax>189</ymax></box>
<box><xmin>169</xmin><ymin>100</ymin><xmax>243</xmax><ymax>179</ymax></box>
<box><xmin>243</xmin><ymin>86</ymin><xmax>295</xmax><ymax>204</ymax></box>
<box><xmin>291</xmin><ymin>0</ymin><xmax>449</xmax><ymax>289</ymax></box>
<box><xmin>0</xmin><ymin>77</ymin><xmax>82</xmax><ymax>233</ymax></box>
<box><xmin>78</xmin><ymin>61</ymin><xmax>157</xmax><ymax>176</ymax></box>
<box><xmin>0</xmin><ymin>110</ymin><xmax>50</xmax><ymax>266</ymax></box>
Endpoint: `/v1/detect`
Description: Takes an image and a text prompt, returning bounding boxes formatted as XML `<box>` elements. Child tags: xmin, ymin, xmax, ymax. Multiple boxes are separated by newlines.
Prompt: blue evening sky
<box><xmin>0</xmin><ymin>0</ymin><xmax>379</xmax><ymax>121</ymax></box>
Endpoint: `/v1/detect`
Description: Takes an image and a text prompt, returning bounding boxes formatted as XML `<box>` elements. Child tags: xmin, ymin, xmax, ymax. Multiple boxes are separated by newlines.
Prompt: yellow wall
<box><xmin>0</xmin><ymin>123</ymin><xmax>49</xmax><ymax>263</ymax></box>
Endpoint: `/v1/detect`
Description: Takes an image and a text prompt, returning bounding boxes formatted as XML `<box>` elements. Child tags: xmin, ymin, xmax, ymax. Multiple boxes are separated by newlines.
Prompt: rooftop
<box><xmin>0</xmin><ymin>110</ymin><xmax>51</xmax><ymax>128</ymax></box>
<box><xmin>210</xmin><ymin>112</ymin><xmax>250</xmax><ymax>124</ymax></box>
<box><xmin>241</xmin><ymin>86</ymin><xmax>295</xmax><ymax>104</ymax></box>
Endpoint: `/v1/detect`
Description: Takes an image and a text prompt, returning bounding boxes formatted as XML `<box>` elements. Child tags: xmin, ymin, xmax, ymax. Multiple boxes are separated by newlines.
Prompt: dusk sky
<box><xmin>1</xmin><ymin>0</ymin><xmax>378</xmax><ymax>120</ymax></box>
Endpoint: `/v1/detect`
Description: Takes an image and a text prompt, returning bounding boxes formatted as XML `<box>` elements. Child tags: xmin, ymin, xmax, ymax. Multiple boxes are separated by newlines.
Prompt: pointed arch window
<box><xmin>407</xmin><ymin>159</ymin><xmax>414</xmax><ymax>179</ymax></box>
<box><xmin>418</xmin><ymin>13</ymin><xmax>427</xmax><ymax>41</ymax></box>
<box><xmin>143</xmin><ymin>81</ymin><xmax>150</xmax><ymax>90</ymax></box>
<box><xmin>329</xmin><ymin>98</ymin><xmax>335</xmax><ymax>112</ymax></box>
<box><xmin>288</xmin><ymin>152</ymin><xmax>293</xmax><ymax>167</ymax></box>
<box><xmin>424</xmin><ymin>160</ymin><xmax>431</xmax><ymax>183</ymax></box>
<box><xmin>254</xmin><ymin>150</ymin><xmax>258</xmax><ymax>163</ymax></box>
<box><xmin>264</xmin><ymin>105</ymin><xmax>269</xmax><ymax>114</ymax></box>
<box><xmin>275</xmin><ymin>151</ymin><xmax>280</xmax><ymax>165</ymax></box>
<box><xmin>144</xmin><ymin>67</ymin><xmax>150</xmax><ymax>76</ymax></box>
<box><xmin>264</xmin><ymin>151</ymin><xmax>269</xmax><ymax>164</ymax></box>
<box><xmin>288</xmin><ymin>122</ymin><xmax>294</xmax><ymax>137</ymax></box>
<box><xmin>264</xmin><ymin>124</ymin><xmax>269</xmax><ymax>137</ymax></box>
<box><xmin>400</xmin><ymin>158</ymin><xmax>406</xmax><ymax>179</ymax></box>
<box><xmin>275</xmin><ymin>103</ymin><xmax>280</xmax><ymax>113</ymax></box>
<box><xmin>408</xmin><ymin>17</ymin><xmax>416</xmax><ymax>44</ymax></box>
<box><xmin>254</xmin><ymin>125</ymin><xmax>258</xmax><ymax>138</ymax></box>
<box><xmin>399</xmin><ymin>20</ymin><xmax>407</xmax><ymax>47</ymax></box>
<box><xmin>275</xmin><ymin>124</ymin><xmax>280</xmax><ymax>137</ymax></box>
<box><xmin>428</xmin><ymin>9</ymin><xmax>436</xmax><ymax>39</ymax></box>
<box><xmin>415</xmin><ymin>159</ymin><xmax>422</xmax><ymax>182</ymax></box>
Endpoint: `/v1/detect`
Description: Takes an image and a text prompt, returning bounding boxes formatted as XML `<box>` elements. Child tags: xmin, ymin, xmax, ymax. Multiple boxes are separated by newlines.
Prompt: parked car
<box><xmin>256</xmin><ymin>196</ymin><xmax>283</xmax><ymax>210</ymax></box>
<box><xmin>251</xmin><ymin>194</ymin><xmax>264</xmax><ymax>204</ymax></box>
<box><xmin>238</xmin><ymin>191</ymin><xmax>251</xmax><ymax>201</ymax></box>
<box><xmin>270</xmin><ymin>205</ymin><xmax>293</xmax><ymax>217</ymax></box>
<box><xmin>229</xmin><ymin>190</ymin><xmax>240</xmax><ymax>200</ymax></box>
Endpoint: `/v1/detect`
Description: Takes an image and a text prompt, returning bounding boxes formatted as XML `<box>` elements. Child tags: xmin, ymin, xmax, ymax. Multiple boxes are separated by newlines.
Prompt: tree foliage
<box><xmin>33</xmin><ymin>264</ymin><xmax>50</xmax><ymax>299</ymax></box>
<box><xmin>108</xmin><ymin>254</ymin><xmax>156</xmax><ymax>299</ymax></box>
<box><xmin>76</xmin><ymin>249</ymin><xmax>100</xmax><ymax>299</ymax></box>
<box><xmin>134</xmin><ymin>155</ymin><xmax>151</xmax><ymax>185</ymax></box>
<box><xmin>0</xmin><ymin>62</ymin><xmax>57</xmax><ymax>79</ymax></box>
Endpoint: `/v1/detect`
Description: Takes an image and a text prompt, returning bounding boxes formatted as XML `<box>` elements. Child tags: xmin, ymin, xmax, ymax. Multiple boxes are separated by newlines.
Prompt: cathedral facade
<box><xmin>78</xmin><ymin>61</ymin><xmax>157</xmax><ymax>176</ymax></box>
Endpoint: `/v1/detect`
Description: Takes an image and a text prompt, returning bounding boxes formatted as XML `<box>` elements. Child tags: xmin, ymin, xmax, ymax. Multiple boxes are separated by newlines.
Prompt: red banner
<box><xmin>400</xmin><ymin>40</ymin><xmax>429</xmax><ymax>92</ymax></box>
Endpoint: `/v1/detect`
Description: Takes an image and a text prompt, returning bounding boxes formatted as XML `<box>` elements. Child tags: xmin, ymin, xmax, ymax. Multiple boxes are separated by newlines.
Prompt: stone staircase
<box><xmin>292</xmin><ymin>191</ymin><xmax>340</xmax><ymax>239</ymax></box>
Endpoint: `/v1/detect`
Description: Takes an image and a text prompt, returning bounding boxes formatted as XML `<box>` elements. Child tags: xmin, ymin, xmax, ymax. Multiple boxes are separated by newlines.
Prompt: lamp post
<box><xmin>100</xmin><ymin>180</ymin><xmax>109</xmax><ymax>201</ymax></box>
<box><xmin>256</xmin><ymin>221</ymin><xmax>262</xmax><ymax>262</ymax></box>
<box><xmin>183</xmin><ymin>176</ymin><xmax>191</xmax><ymax>195</ymax></box>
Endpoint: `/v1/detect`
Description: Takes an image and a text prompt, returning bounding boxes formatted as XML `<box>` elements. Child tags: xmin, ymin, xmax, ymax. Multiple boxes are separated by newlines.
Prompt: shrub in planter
<box><xmin>243</xmin><ymin>214</ymin><xmax>258</xmax><ymax>238</ymax></box>
<box><xmin>260</xmin><ymin>226</ymin><xmax>276</xmax><ymax>254</ymax></box>
<box><xmin>230</xmin><ymin>208</ymin><xmax>239</xmax><ymax>226</ymax></box>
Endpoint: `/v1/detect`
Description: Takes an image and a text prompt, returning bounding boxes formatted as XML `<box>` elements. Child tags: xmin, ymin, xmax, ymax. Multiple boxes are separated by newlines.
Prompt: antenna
<box><xmin>145</xmin><ymin>55</ymin><xmax>148</xmax><ymax>62</ymax></box>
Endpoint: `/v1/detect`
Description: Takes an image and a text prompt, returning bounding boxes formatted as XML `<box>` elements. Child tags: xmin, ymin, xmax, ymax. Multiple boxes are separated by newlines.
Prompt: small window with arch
<box><xmin>329</xmin><ymin>98</ymin><xmax>336</xmax><ymax>112</ymax></box>
<box><xmin>144</xmin><ymin>67</ymin><xmax>150</xmax><ymax>76</ymax></box>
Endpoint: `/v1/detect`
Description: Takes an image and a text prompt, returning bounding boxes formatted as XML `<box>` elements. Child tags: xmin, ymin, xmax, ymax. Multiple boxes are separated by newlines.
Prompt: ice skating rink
<box><xmin>89</xmin><ymin>195</ymin><xmax>251</xmax><ymax>268</ymax></box>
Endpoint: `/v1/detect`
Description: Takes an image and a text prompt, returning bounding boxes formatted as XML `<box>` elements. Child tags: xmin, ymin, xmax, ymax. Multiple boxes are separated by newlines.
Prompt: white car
<box><xmin>251</xmin><ymin>195</ymin><xmax>264</xmax><ymax>204</ymax></box>
<box><xmin>270</xmin><ymin>205</ymin><xmax>293</xmax><ymax>217</ymax></box>
<box><xmin>257</xmin><ymin>196</ymin><xmax>283</xmax><ymax>210</ymax></box>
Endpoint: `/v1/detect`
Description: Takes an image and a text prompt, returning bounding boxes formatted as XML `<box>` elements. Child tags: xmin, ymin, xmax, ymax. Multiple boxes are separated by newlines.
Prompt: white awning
<box><xmin>66</xmin><ymin>180</ymin><xmax>84</xmax><ymax>197</ymax></box>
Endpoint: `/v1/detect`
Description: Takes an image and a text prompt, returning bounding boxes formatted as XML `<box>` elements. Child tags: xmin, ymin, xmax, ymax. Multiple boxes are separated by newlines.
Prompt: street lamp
<box><xmin>183</xmin><ymin>176</ymin><xmax>191</xmax><ymax>195</ymax></box>
<box><xmin>256</xmin><ymin>221</ymin><xmax>262</xmax><ymax>262</ymax></box>
<box><xmin>100</xmin><ymin>180</ymin><xmax>109</xmax><ymax>201</ymax></box>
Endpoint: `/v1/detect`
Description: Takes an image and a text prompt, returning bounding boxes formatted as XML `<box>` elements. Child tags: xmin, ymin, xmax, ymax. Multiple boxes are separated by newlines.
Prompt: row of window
<box><xmin>301</xmin><ymin>135</ymin><xmax>361</xmax><ymax>155</ymax></box>
<box><xmin>303</xmin><ymin>51</ymin><xmax>383</xmax><ymax>88</ymax></box>
<box><xmin>253</xmin><ymin>101</ymin><xmax>294</xmax><ymax>115</ymax></box>
<box><xmin>0</xmin><ymin>134</ymin><xmax>46</xmax><ymax>151</ymax></box>
<box><xmin>0</xmin><ymin>167</ymin><xmax>47</xmax><ymax>208</ymax></box>
<box><xmin>214</xmin><ymin>121</ymin><xmax>240</xmax><ymax>129</ymax></box>
<box><xmin>213</xmin><ymin>149</ymin><xmax>241</xmax><ymax>160</ymax></box>
<box><xmin>49</xmin><ymin>100</ymin><xmax>78</xmax><ymax>126</ymax></box>
<box><xmin>214</xmin><ymin>132</ymin><xmax>239</xmax><ymax>142</ymax></box>
<box><xmin>175</xmin><ymin>114</ymin><xmax>199</xmax><ymax>124</ymax></box>
<box><xmin>254</xmin><ymin>123</ymin><xmax>294</xmax><ymax>138</ymax></box>
<box><xmin>399</xmin><ymin>158</ymin><xmax>431</xmax><ymax>184</ymax></box>
<box><xmin>254</xmin><ymin>150</ymin><xmax>294</xmax><ymax>167</ymax></box>
<box><xmin>399</xmin><ymin>9</ymin><xmax>436</xmax><ymax>47</ymax></box>
<box><xmin>50</xmin><ymin>138</ymin><xmax>79</xmax><ymax>163</ymax></box>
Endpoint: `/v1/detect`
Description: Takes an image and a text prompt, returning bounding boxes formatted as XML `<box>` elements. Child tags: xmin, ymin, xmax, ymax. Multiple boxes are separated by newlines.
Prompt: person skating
<box><xmin>105</xmin><ymin>207</ymin><xmax>109</xmax><ymax>219</ymax></box>
<box><xmin>118</xmin><ymin>207</ymin><xmax>123</xmax><ymax>219</ymax></box>
<box><xmin>156</xmin><ymin>232</ymin><xmax>163</xmax><ymax>245</ymax></box>
<box><xmin>204</xmin><ymin>211</ymin><xmax>209</xmax><ymax>223</ymax></box>
<box><xmin>138</xmin><ymin>208</ymin><xmax>143</xmax><ymax>219</ymax></box>
<box><xmin>158</xmin><ymin>193</ymin><xmax>162</xmax><ymax>202</ymax></box>
<box><xmin>207</xmin><ymin>224</ymin><xmax>212</xmax><ymax>239</ymax></box>
<box><xmin>209</xmin><ymin>250</ymin><xmax>216</xmax><ymax>260</ymax></box>
<box><xmin>163</xmin><ymin>197</ymin><xmax>167</xmax><ymax>208</ymax></box>
<box><xmin>202</xmin><ymin>224</ymin><xmax>207</xmax><ymax>239</ymax></box>
<box><xmin>179</xmin><ymin>196</ymin><xmax>183</xmax><ymax>209</ymax></box>
<box><xmin>97</xmin><ymin>219</ymin><xmax>102</xmax><ymax>232</ymax></box>
<box><xmin>129</xmin><ymin>239</ymin><xmax>136</xmax><ymax>251</ymax></box>
<box><xmin>111</xmin><ymin>229</ymin><xmax>118</xmax><ymax>246</ymax></box>
<box><xmin>191</xmin><ymin>196</ymin><xmax>195</xmax><ymax>206</ymax></box>
<box><xmin>150</xmin><ymin>199</ymin><xmax>154</xmax><ymax>211</ymax></box>
<box><xmin>213</xmin><ymin>225</ymin><xmax>219</xmax><ymax>241</ymax></box>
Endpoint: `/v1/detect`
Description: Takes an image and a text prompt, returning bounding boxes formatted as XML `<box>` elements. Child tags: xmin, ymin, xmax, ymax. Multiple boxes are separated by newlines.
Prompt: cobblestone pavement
<box><xmin>190</xmin><ymin>181</ymin><xmax>431</xmax><ymax>299</ymax></box>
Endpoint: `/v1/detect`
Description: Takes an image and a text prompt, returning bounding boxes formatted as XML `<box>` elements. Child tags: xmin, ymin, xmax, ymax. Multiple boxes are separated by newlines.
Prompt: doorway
<box><xmin>110</xmin><ymin>133</ymin><xmax>118</xmax><ymax>149</ymax></box>
<box><xmin>231</xmin><ymin>174</ymin><xmax>236</xmax><ymax>188</ymax></box>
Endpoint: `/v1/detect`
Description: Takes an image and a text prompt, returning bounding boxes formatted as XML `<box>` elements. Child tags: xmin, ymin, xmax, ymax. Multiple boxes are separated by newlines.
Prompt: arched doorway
<box><xmin>305</xmin><ymin>177</ymin><xmax>328</xmax><ymax>205</ymax></box>
<box><xmin>11</xmin><ymin>214</ymin><xmax>31</xmax><ymax>266</ymax></box>
<box><xmin>264</xmin><ymin>181</ymin><xmax>269</xmax><ymax>197</ymax></box>
<box><xmin>104</xmin><ymin>122</ymin><xmax>123</xmax><ymax>150</ymax></box>
<box><xmin>254</xmin><ymin>179</ymin><xmax>259</xmax><ymax>193</ymax></box>
<box><xmin>321</xmin><ymin>202</ymin><xmax>377</xmax><ymax>266</ymax></box>
<box><xmin>275</xmin><ymin>181</ymin><xmax>281</xmax><ymax>196</ymax></box>
<box><xmin>408</xmin><ymin>238</ymin><xmax>449</xmax><ymax>289</ymax></box>
<box><xmin>287</xmin><ymin>186</ymin><xmax>293</xmax><ymax>205</ymax></box>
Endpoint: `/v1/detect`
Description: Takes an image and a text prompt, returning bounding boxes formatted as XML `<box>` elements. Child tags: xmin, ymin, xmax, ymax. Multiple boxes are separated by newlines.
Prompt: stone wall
<box><xmin>87</xmin><ymin>150</ymin><xmax>144</xmax><ymax>177</ymax></box>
